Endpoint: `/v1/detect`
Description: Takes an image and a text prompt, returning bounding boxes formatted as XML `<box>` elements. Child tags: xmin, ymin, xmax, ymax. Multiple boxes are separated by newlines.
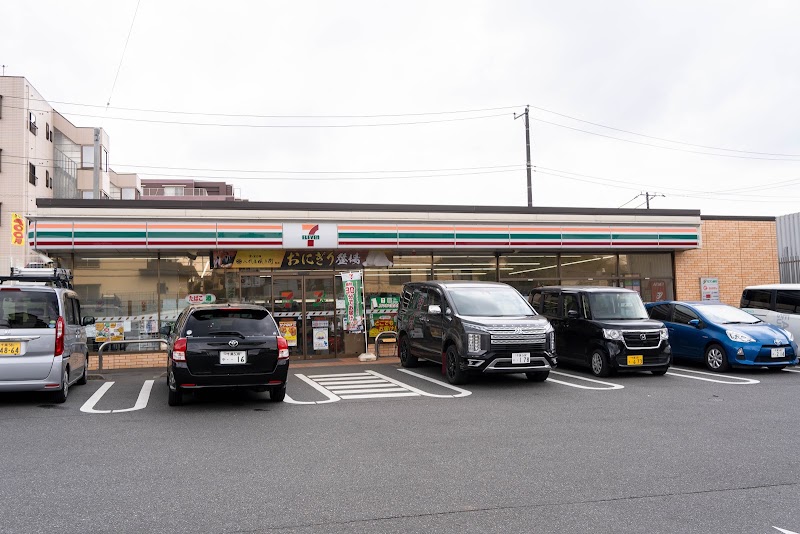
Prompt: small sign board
<box><xmin>186</xmin><ymin>294</ymin><xmax>216</xmax><ymax>304</ymax></box>
<box><xmin>700</xmin><ymin>277</ymin><xmax>720</xmax><ymax>301</ymax></box>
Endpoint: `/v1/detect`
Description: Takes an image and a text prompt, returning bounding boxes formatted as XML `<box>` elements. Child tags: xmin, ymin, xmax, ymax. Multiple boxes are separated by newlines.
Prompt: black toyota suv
<box><xmin>163</xmin><ymin>303</ymin><xmax>289</xmax><ymax>406</ymax></box>
<box><xmin>397</xmin><ymin>281</ymin><xmax>556</xmax><ymax>385</ymax></box>
<box><xmin>529</xmin><ymin>286</ymin><xmax>671</xmax><ymax>377</ymax></box>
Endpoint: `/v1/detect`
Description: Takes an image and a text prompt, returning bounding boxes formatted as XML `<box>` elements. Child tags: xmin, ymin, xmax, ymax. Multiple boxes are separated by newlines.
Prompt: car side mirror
<box><xmin>688</xmin><ymin>319</ymin><xmax>701</xmax><ymax>328</ymax></box>
<box><xmin>82</xmin><ymin>316</ymin><xmax>96</xmax><ymax>326</ymax></box>
<box><xmin>567</xmin><ymin>310</ymin><xmax>579</xmax><ymax>319</ymax></box>
<box><xmin>159</xmin><ymin>325</ymin><xmax>172</xmax><ymax>336</ymax></box>
<box><xmin>427</xmin><ymin>304</ymin><xmax>442</xmax><ymax>315</ymax></box>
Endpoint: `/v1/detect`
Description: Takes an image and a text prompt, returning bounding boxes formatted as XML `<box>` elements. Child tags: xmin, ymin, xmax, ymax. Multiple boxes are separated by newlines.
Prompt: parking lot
<box><xmin>1</xmin><ymin>359</ymin><xmax>799</xmax><ymax>534</ymax></box>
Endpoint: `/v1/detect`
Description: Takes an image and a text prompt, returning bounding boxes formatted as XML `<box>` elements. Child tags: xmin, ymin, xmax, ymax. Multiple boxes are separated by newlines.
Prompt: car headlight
<box><xmin>603</xmin><ymin>329</ymin><xmax>623</xmax><ymax>341</ymax></box>
<box><xmin>726</xmin><ymin>330</ymin><xmax>755</xmax><ymax>343</ymax></box>
<box><xmin>659</xmin><ymin>328</ymin><xmax>668</xmax><ymax>340</ymax></box>
<box><xmin>783</xmin><ymin>329</ymin><xmax>794</xmax><ymax>342</ymax></box>
<box><xmin>467</xmin><ymin>333</ymin><xmax>482</xmax><ymax>353</ymax></box>
<box><xmin>544</xmin><ymin>322</ymin><xmax>554</xmax><ymax>334</ymax></box>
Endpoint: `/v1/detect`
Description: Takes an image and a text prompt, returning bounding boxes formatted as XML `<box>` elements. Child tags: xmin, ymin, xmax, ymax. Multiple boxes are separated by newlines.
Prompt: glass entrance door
<box><xmin>270</xmin><ymin>275</ymin><xmax>339</xmax><ymax>360</ymax></box>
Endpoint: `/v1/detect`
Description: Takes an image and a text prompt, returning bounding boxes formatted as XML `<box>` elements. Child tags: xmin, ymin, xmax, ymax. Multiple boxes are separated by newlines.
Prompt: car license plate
<box><xmin>771</xmin><ymin>348</ymin><xmax>785</xmax><ymax>359</ymax></box>
<box><xmin>512</xmin><ymin>352</ymin><xmax>530</xmax><ymax>364</ymax></box>
<box><xmin>627</xmin><ymin>355</ymin><xmax>643</xmax><ymax>365</ymax></box>
<box><xmin>219</xmin><ymin>351</ymin><xmax>247</xmax><ymax>364</ymax></box>
<box><xmin>0</xmin><ymin>342</ymin><xmax>21</xmax><ymax>355</ymax></box>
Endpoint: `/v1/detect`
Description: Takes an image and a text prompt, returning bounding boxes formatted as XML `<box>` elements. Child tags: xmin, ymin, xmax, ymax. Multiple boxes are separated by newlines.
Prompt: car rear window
<box><xmin>185</xmin><ymin>308</ymin><xmax>278</xmax><ymax>337</ymax></box>
<box><xmin>0</xmin><ymin>289</ymin><xmax>59</xmax><ymax>329</ymax></box>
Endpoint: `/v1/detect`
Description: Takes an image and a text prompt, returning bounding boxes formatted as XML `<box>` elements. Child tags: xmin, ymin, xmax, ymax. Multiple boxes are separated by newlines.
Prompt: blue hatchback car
<box><xmin>645</xmin><ymin>301</ymin><xmax>798</xmax><ymax>372</ymax></box>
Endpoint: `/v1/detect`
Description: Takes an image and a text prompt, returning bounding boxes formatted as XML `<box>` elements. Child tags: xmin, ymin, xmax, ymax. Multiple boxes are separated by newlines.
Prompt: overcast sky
<box><xmin>3</xmin><ymin>1</ymin><xmax>800</xmax><ymax>216</ymax></box>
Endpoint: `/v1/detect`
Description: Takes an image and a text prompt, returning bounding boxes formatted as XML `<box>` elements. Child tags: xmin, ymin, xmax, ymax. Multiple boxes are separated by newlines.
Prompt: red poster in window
<box><xmin>651</xmin><ymin>281</ymin><xmax>667</xmax><ymax>302</ymax></box>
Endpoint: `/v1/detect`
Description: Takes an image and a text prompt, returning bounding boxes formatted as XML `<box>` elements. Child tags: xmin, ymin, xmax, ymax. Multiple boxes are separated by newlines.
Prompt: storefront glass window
<box><xmin>433</xmin><ymin>254</ymin><xmax>496</xmax><ymax>281</ymax></box>
<box><xmin>560</xmin><ymin>254</ymin><xmax>617</xmax><ymax>280</ymax></box>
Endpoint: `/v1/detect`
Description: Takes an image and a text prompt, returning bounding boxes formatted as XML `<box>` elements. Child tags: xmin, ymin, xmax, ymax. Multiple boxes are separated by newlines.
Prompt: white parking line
<box><xmin>285</xmin><ymin>369</ymin><xmax>472</xmax><ymax>404</ymax></box>
<box><xmin>80</xmin><ymin>380</ymin><xmax>155</xmax><ymax>414</ymax></box>
<box><xmin>547</xmin><ymin>371</ymin><xmax>625</xmax><ymax>390</ymax></box>
<box><xmin>666</xmin><ymin>367</ymin><xmax>760</xmax><ymax>385</ymax></box>
<box><xmin>394</xmin><ymin>369</ymin><xmax>472</xmax><ymax>397</ymax></box>
<box><xmin>782</xmin><ymin>367</ymin><xmax>800</xmax><ymax>373</ymax></box>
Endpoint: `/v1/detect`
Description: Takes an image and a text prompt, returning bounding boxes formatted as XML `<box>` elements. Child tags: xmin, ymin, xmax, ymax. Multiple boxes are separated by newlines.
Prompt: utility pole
<box><xmin>93</xmin><ymin>128</ymin><xmax>101</xmax><ymax>199</ymax></box>
<box><xmin>514</xmin><ymin>106</ymin><xmax>532</xmax><ymax>207</ymax></box>
<box><xmin>643</xmin><ymin>191</ymin><xmax>665</xmax><ymax>209</ymax></box>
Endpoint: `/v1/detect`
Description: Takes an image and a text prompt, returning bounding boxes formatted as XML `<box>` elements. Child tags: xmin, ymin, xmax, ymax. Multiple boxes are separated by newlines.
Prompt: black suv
<box><xmin>397</xmin><ymin>281</ymin><xmax>556</xmax><ymax>385</ymax></box>
<box><xmin>163</xmin><ymin>304</ymin><xmax>289</xmax><ymax>406</ymax></box>
<box><xmin>529</xmin><ymin>286</ymin><xmax>671</xmax><ymax>377</ymax></box>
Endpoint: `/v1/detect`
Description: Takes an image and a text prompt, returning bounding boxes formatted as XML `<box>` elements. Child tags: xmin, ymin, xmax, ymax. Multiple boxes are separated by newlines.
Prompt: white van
<box><xmin>740</xmin><ymin>284</ymin><xmax>800</xmax><ymax>344</ymax></box>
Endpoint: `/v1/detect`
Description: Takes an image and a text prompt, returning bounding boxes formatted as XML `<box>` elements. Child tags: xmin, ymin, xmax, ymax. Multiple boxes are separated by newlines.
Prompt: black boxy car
<box><xmin>529</xmin><ymin>286</ymin><xmax>671</xmax><ymax>377</ymax></box>
<box><xmin>397</xmin><ymin>281</ymin><xmax>557</xmax><ymax>385</ymax></box>
<box><xmin>163</xmin><ymin>304</ymin><xmax>289</xmax><ymax>406</ymax></box>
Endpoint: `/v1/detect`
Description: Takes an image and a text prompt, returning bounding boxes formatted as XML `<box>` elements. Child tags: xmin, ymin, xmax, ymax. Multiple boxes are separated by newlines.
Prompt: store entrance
<box><xmin>269</xmin><ymin>274</ymin><xmax>340</xmax><ymax>360</ymax></box>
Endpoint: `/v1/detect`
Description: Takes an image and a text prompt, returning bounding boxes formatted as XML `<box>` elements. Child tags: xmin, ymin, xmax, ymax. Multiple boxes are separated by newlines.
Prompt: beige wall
<box><xmin>675</xmin><ymin>219</ymin><xmax>778</xmax><ymax>306</ymax></box>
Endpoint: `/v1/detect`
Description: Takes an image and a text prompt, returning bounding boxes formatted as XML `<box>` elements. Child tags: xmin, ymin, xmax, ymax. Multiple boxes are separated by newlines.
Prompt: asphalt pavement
<box><xmin>1</xmin><ymin>361</ymin><xmax>799</xmax><ymax>533</ymax></box>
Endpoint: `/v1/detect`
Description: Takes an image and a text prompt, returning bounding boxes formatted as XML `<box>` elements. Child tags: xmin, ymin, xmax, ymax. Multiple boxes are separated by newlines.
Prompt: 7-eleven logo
<box><xmin>302</xmin><ymin>224</ymin><xmax>320</xmax><ymax>247</ymax></box>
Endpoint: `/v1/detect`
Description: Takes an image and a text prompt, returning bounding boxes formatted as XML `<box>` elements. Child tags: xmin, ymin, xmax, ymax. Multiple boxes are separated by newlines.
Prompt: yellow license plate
<box><xmin>627</xmin><ymin>355</ymin><xmax>643</xmax><ymax>365</ymax></box>
<box><xmin>0</xmin><ymin>342</ymin><xmax>21</xmax><ymax>355</ymax></box>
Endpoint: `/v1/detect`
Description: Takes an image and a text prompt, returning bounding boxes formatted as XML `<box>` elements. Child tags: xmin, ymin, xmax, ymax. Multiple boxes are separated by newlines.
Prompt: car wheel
<box><xmin>525</xmin><ymin>371</ymin><xmax>549</xmax><ymax>382</ymax></box>
<box><xmin>167</xmin><ymin>370</ymin><xmax>183</xmax><ymax>406</ymax></box>
<box><xmin>704</xmin><ymin>344</ymin><xmax>729</xmax><ymax>372</ymax></box>
<box><xmin>651</xmin><ymin>367</ymin><xmax>669</xmax><ymax>376</ymax></box>
<box><xmin>399</xmin><ymin>336</ymin><xmax>418</xmax><ymax>368</ymax></box>
<box><xmin>767</xmin><ymin>366</ymin><xmax>786</xmax><ymax>372</ymax></box>
<box><xmin>52</xmin><ymin>368</ymin><xmax>69</xmax><ymax>404</ymax></box>
<box><xmin>76</xmin><ymin>360</ymin><xmax>88</xmax><ymax>385</ymax></box>
<box><xmin>590</xmin><ymin>349</ymin><xmax>611</xmax><ymax>378</ymax></box>
<box><xmin>445</xmin><ymin>345</ymin><xmax>468</xmax><ymax>385</ymax></box>
<box><xmin>269</xmin><ymin>385</ymin><xmax>286</xmax><ymax>402</ymax></box>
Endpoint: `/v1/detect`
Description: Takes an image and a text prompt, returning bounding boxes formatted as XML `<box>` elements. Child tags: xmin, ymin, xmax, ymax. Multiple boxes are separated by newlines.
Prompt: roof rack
<box><xmin>0</xmin><ymin>267</ymin><xmax>74</xmax><ymax>289</ymax></box>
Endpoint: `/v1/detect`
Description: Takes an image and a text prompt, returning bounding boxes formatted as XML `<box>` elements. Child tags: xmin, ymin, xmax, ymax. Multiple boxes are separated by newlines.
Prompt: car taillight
<box><xmin>173</xmin><ymin>337</ymin><xmax>187</xmax><ymax>362</ymax></box>
<box><xmin>277</xmin><ymin>336</ymin><xmax>289</xmax><ymax>360</ymax></box>
<box><xmin>54</xmin><ymin>316</ymin><xmax>65</xmax><ymax>356</ymax></box>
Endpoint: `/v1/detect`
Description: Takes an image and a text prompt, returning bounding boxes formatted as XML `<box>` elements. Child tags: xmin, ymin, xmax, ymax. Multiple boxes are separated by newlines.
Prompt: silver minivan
<box><xmin>0</xmin><ymin>268</ymin><xmax>94</xmax><ymax>403</ymax></box>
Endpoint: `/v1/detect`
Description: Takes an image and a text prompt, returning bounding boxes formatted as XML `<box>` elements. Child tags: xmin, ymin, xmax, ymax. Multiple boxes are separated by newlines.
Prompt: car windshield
<box><xmin>447</xmin><ymin>286</ymin><xmax>535</xmax><ymax>317</ymax></box>
<box><xmin>588</xmin><ymin>292</ymin><xmax>648</xmax><ymax>320</ymax></box>
<box><xmin>698</xmin><ymin>305</ymin><xmax>761</xmax><ymax>325</ymax></box>
<box><xmin>185</xmin><ymin>308</ymin><xmax>278</xmax><ymax>337</ymax></box>
<box><xmin>0</xmin><ymin>289</ymin><xmax>59</xmax><ymax>329</ymax></box>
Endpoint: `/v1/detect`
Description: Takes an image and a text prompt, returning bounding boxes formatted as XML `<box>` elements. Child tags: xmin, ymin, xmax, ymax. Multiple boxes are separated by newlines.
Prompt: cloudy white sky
<box><xmin>3</xmin><ymin>1</ymin><xmax>800</xmax><ymax>215</ymax></box>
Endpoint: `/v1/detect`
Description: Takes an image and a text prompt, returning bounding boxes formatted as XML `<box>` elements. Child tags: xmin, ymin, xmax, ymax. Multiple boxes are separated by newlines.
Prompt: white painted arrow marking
<box><xmin>772</xmin><ymin>527</ymin><xmax>799</xmax><ymax>534</ymax></box>
<box><xmin>79</xmin><ymin>380</ymin><xmax>155</xmax><ymax>414</ymax></box>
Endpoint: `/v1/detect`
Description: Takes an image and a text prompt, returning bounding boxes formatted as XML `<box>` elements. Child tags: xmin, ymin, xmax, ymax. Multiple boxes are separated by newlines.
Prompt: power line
<box><xmin>106</xmin><ymin>0</ymin><xmax>141</xmax><ymax>108</ymax></box>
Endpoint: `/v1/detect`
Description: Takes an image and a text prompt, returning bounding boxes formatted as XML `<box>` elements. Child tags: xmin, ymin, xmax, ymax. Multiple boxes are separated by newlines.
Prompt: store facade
<box><xmin>27</xmin><ymin>200</ymin><xmax>770</xmax><ymax>360</ymax></box>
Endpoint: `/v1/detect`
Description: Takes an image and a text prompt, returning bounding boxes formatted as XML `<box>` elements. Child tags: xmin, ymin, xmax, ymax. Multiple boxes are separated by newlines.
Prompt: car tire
<box><xmin>590</xmin><ymin>349</ymin><xmax>611</xmax><ymax>378</ymax></box>
<box><xmin>167</xmin><ymin>370</ymin><xmax>183</xmax><ymax>406</ymax></box>
<box><xmin>51</xmin><ymin>368</ymin><xmax>69</xmax><ymax>404</ymax></box>
<box><xmin>767</xmin><ymin>366</ymin><xmax>786</xmax><ymax>372</ymax></box>
<box><xmin>704</xmin><ymin>344</ymin><xmax>729</xmax><ymax>372</ymax></box>
<box><xmin>445</xmin><ymin>345</ymin><xmax>468</xmax><ymax>385</ymax></box>
<box><xmin>651</xmin><ymin>367</ymin><xmax>669</xmax><ymax>376</ymax></box>
<box><xmin>269</xmin><ymin>385</ymin><xmax>286</xmax><ymax>402</ymax></box>
<box><xmin>76</xmin><ymin>360</ymin><xmax>88</xmax><ymax>385</ymax></box>
<box><xmin>525</xmin><ymin>371</ymin><xmax>549</xmax><ymax>382</ymax></box>
<box><xmin>399</xmin><ymin>336</ymin><xmax>418</xmax><ymax>368</ymax></box>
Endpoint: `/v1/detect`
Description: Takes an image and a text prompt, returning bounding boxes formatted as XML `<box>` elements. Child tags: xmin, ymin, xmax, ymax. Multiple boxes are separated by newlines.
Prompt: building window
<box><xmin>81</xmin><ymin>146</ymin><xmax>94</xmax><ymax>169</ymax></box>
<box><xmin>102</xmin><ymin>147</ymin><xmax>109</xmax><ymax>171</ymax></box>
<box><xmin>46</xmin><ymin>123</ymin><xmax>51</xmax><ymax>141</ymax></box>
<box><xmin>0</xmin><ymin>95</ymin><xmax>3</xmax><ymax>119</ymax></box>
<box><xmin>164</xmin><ymin>186</ymin><xmax>185</xmax><ymax>196</ymax></box>
<box><xmin>46</xmin><ymin>170</ymin><xmax>51</xmax><ymax>189</ymax></box>
<box><xmin>0</xmin><ymin>148</ymin><xmax>2</xmax><ymax>172</ymax></box>
<box><xmin>29</xmin><ymin>112</ymin><xmax>38</xmax><ymax>135</ymax></box>
<box><xmin>29</xmin><ymin>163</ymin><xmax>37</xmax><ymax>185</ymax></box>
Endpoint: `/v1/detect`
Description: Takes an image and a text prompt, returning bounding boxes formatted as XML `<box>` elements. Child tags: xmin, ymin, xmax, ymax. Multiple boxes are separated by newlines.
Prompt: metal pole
<box><xmin>93</xmin><ymin>128</ymin><xmax>100</xmax><ymax>199</ymax></box>
<box><xmin>524</xmin><ymin>106</ymin><xmax>532</xmax><ymax>207</ymax></box>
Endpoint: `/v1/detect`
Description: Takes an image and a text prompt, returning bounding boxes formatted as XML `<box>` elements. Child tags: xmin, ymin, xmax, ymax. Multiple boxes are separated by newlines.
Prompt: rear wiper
<box><xmin>211</xmin><ymin>330</ymin><xmax>246</xmax><ymax>338</ymax></box>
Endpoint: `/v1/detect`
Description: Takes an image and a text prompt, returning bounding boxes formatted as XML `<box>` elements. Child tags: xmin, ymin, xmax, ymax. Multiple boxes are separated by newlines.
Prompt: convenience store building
<box><xmin>27</xmin><ymin>199</ymin><xmax>778</xmax><ymax>361</ymax></box>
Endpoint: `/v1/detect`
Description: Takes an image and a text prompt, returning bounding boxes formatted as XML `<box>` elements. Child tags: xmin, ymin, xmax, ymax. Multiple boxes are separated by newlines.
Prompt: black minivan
<box><xmin>529</xmin><ymin>286</ymin><xmax>671</xmax><ymax>377</ymax></box>
<box><xmin>397</xmin><ymin>281</ymin><xmax>557</xmax><ymax>385</ymax></box>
